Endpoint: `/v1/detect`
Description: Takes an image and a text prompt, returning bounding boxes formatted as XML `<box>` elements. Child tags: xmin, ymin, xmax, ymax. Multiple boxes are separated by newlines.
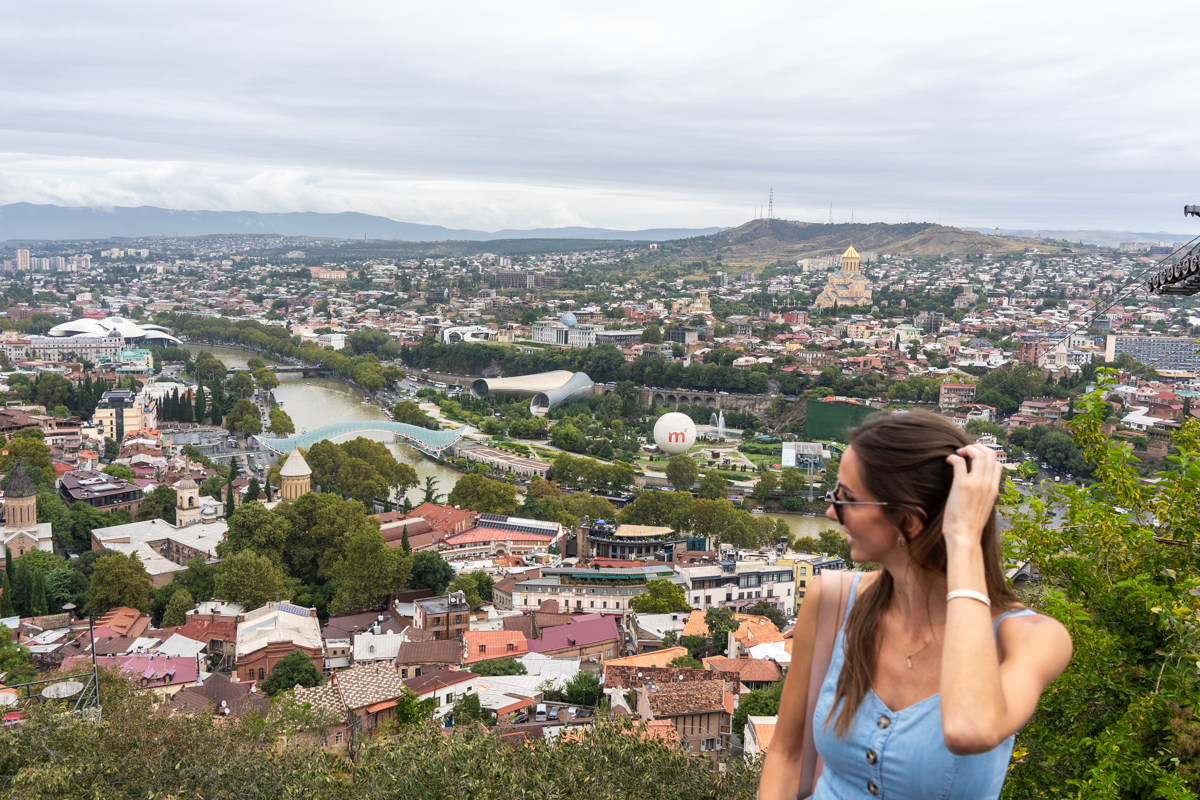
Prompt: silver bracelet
<box><xmin>946</xmin><ymin>589</ymin><xmax>991</xmax><ymax>607</ymax></box>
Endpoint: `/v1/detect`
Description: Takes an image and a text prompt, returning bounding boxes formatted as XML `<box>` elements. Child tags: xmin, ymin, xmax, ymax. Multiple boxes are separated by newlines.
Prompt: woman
<box><xmin>759</xmin><ymin>412</ymin><xmax>1072</xmax><ymax>799</ymax></box>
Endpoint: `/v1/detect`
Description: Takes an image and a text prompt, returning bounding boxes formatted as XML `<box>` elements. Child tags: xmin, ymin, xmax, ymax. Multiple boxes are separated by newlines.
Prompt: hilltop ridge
<box><xmin>672</xmin><ymin>218</ymin><xmax>1033</xmax><ymax>261</ymax></box>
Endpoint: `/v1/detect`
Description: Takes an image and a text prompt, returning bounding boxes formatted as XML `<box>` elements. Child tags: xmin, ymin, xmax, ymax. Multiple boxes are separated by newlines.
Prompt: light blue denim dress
<box><xmin>808</xmin><ymin>573</ymin><xmax>1035</xmax><ymax>799</ymax></box>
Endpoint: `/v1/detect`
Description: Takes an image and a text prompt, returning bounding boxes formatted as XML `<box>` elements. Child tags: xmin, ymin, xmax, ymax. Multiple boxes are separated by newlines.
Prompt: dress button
<box><xmin>868</xmin><ymin>779</ymin><xmax>880</xmax><ymax>795</ymax></box>
<box><xmin>866</xmin><ymin>748</ymin><xmax>877</xmax><ymax>764</ymax></box>
<box><xmin>877</xmin><ymin>715</ymin><xmax>891</xmax><ymax>729</ymax></box>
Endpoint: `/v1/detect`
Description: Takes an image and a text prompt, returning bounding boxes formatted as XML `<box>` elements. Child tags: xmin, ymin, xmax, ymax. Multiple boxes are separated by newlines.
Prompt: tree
<box><xmin>136</xmin><ymin>485</ymin><xmax>177</xmax><ymax>525</ymax></box>
<box><xmin>629</xmin><ymin>579</ymin><xmax>691</xmax><ymax>614</ymax></box>
<box><xmin>468</xmin><ymin>570</ymin><xmax>494</xmax><ymax>602</ymax></box>
<box><xmin>213</xmin><ymin>550</ymin><xmax>291</xmax><ymax>610</ymax></box>
<box><xmin>219</xmin><ymin>501</ymin><xmax>291</xmax><ymax>564</ymax></box>
<box><xmin>36</xmin><ymin>488</ymin><xmax>72</xmax><ymax>551</ymax></box>
<box><xmin>752</xmin><ymin>470</ymin><xmax>778</xmax><ymax>502</ymax></box>
<box><xmin>472</xmin><ymin>657</ymin><xmax>527</xmax><ymax>677</ymax></box>
<box><xmin>697</xmin><ymin>469</ymin><xmax>728</xmax><ymax>500</ymax></box>
<box><xmin>174</xmin><ymin>556</ymin><xmax>217</xmax><ymax>602</ymax></box>
<box><xmin>0</xmin><ymin>624</ymin><xmax>35</xmax><ymax>685</ymax></box>
<box><xmin>563</xmin><ymin>671</ymin><xmax>603</xmax><ymax>706</ymax></box>
<box><xmin>162</xmin><ymin>588</ymin><xmax>194</xmax><ymax>627</ymax></box>
<box><xmin>336</xmin><ymin>457</ymin><xmax>391</xmax><ymax>506</ymax></box>
<box><xmin>102</xmin><ymin>463</ymin><xmax>137</xmax><ymax>482</ymax></box>
<box><xmin>229</xmin><ymin>370</ymin><xmax>255</xmax><ymax>399</ymax></box>
<box><xmin>260</xmin><ymin>648</ymin><xmax>324</xmax><ymax>696</ymax></box>
<box><xmin>448</xmin><ymin>574</ymin><xmax>483</xmax><ymax>610</ymax></box>
<box><xmin>253</xmin><ymin>368</ymin><xmax>280</xmax><ymax>391</ymax></box>
<box><xmin>44</xmin><ymin>567</ymin><xmax>89</xmax><ymax>610</ymax></box>
<box><xmin>667</xmin><ymin>653</ymin><xmax>703</xmax><ymax>669</ymax></box>
<box><xmin>704</xmin><ymin>607</ymin><xmax>739</xmax><ymax>657</ymax></box>
<box><xmin>665</xmin><ymin>455</ymin><xmax>699</xmax><ymax>492</ymax></box>
<box><xmin>447</xmin><ymin>473</ymin><xmax>519</xmax><ymax>515</ymax></box>
<box><xmin>35</xmin><ymin>372</ymin><xmax>73</xmax><ymax>411</ymax></box>
<box><xmin>451</xmin><ymin>691</ymin><xmax>493</xmax><ymax>725</ymax></box>
<box><xmin>103</xmin><ymin>437</ymin><xmax>119</xmax><ymax>461</ymax></box>
<box><xmin>422</xmin><ymin>476</ymin><xmax>443</xmax><ymax>505</ymax></box>
<box><xmin>640</xmin><ymin>325</ymin><xmax>663</xmax><ymax>344</ymax></box>
<box><xmin>732</xmin><ymin>679</ymin><xmax>784</xmax><ymax>740</ymax></box>
<box><xmin>0</xmin><ymin>436</ymin><xmax>53</xmax><ymax>475</ymax></box>
<box><xmin>268</xmin><ymin>407</ymin><xmax>295</xmax><ymax>436</ymax></box>
<box><xmin>744</xmin><ymin>600</ymin><xmax>786</xmax><ymax>631</ymax></box>
<box><xmin>225</xmin><ymin>398</ymin><xmax>259</xmax><ymax>435</ymax></box>
<box><xmin>392</xmin><ymin>401</ymin><xmax>433</xmax><ymax>428</ymax></box>
<box><xmin>328</xmin><ymin>528</ymin><xmax>410</xmax><ymax>616</ymax></box>
<box><xmin>550</xmin><ymin>422</ymin><xmax>585</xmax><ymax>452</ymax></box>
<box><xmin>88</xmin><ymin>552</ymin><xmax>152</xmax><ymax>615</ymax></box>
<box><xmin>410</xmin><ymin>551</ymin><xmax>454</xmax><ymax>596</ymax></box>
<box><xmin>779</xmin><ymin>467</ymin><xmax>806</xmax><ymax>497</ymax></box>
<box><xmin>306</xmin><ymin>439</ymin><xmax>347</xmax><ymax>491</ymax></box>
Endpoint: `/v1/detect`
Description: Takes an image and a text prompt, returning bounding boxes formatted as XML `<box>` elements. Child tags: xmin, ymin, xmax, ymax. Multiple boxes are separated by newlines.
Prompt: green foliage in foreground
<box><xmin>0</xmin><ymin>668</ymin><xmax>760</xmax><ymax>799</ymax></box>
<box><xmin>1003</xmin><ymin>372</ymin><xmax>1200</xmax><ymax>798</ymax></box>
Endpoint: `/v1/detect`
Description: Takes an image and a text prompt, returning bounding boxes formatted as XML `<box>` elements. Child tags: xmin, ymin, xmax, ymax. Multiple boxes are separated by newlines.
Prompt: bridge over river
<box><xmin>254</xmin><ymin>420</ymin><xmax>468</xmax><ymax>456</ymax></box>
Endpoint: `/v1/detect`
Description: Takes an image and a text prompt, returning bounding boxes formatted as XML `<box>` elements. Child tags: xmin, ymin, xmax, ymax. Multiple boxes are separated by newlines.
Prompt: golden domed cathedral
<box><xmin>814</xmin><ymin>246</ymin><xmax>872</xmax><ymax>311</ymax></box>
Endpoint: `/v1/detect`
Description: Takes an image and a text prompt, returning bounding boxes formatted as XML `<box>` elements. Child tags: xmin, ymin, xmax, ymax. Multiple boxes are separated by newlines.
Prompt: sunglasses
<box><xmin>825</xmin><ymin>482</ymin><xmax>890</xmax><ymax>525</ymax></box>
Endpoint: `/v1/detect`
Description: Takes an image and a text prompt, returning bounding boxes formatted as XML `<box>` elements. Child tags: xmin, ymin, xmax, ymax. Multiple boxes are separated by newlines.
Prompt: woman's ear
<box><xmin>900</xmin><ymin>511</ymin><xmax>924</xmax><ymax>541</ymax></box>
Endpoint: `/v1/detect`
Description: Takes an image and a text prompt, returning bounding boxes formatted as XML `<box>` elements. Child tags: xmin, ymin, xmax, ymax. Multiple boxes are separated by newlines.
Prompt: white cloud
<box><xmin>0</xmin><ymin>1</ymin><xmax>1197</xmax><ymax>232</ymax></box>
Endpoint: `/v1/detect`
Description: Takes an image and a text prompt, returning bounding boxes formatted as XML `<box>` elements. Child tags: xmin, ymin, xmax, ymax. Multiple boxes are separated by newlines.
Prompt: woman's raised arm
<box><xmin>939</xmin><ymin>444</ymin><xmax>1072</xmax><ymax>755</ymax></box>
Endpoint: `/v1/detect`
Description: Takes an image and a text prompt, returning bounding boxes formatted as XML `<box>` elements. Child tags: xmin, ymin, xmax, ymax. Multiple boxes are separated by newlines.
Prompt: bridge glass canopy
<box><xmin>255</xmin><ymin>421</ymin><xmax>467</xmax><ymax>454</ymax></box>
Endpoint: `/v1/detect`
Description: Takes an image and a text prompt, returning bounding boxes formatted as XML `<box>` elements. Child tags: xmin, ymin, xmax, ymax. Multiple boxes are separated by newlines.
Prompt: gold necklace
<box><xmin>890</xmin><ymin>613</ymin><xmax>943</xmax><ymax>669</ymax></box>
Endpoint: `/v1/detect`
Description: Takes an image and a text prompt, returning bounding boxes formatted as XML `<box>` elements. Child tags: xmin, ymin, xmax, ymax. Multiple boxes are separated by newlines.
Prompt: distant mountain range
<box><xmin>0</xmin><ymin>203</ymin><xmax>724</xmax><ymax>243</ymax></box>
<box><xmin>964</xmin><ymin>227</ymin><xmax>1197</xmax><ymax>247</ymax></box>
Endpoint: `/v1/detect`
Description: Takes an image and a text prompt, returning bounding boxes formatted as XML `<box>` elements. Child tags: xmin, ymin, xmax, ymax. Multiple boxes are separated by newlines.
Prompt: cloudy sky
<box><xmin>1</xmin><ymin>2</ymin><xmax>1197</xmax><ymax>233</ymax></box>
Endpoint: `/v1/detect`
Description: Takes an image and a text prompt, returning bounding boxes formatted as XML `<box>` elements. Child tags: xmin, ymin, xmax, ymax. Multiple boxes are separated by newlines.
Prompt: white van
<box><xmin>535</xmin><ymin>704</ymin><xmax>548</xmax><ymax>722</ymax></box>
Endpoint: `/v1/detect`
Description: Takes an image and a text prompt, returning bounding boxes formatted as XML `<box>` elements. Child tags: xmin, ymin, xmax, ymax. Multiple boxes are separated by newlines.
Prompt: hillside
<box><xmin>0</xmin><ymin>202</ymin><xmax>722</xmax><ymax>243</ymax></box>
<box><xmin>671</xmin><ymin>218</ymin><xmax>1030</xmax><ymax>261</ymax></box>
<box><xmin>882</xmin><ymin>224</ymin><xmax>1032</xmax><ymax>256</ymax></box>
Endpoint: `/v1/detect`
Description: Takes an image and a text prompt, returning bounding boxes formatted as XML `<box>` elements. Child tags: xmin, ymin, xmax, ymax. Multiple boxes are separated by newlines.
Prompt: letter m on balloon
<box><xmin>669</xmin><ymin>431</ymin><xmax>686</xmax><ymax>443</ymax></box>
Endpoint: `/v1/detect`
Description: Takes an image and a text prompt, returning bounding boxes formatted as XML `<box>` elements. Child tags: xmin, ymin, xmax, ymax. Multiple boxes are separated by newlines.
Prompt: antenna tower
<box><xmin>829</xmin><ymin>202</ymin><xmax>833</xmax><ymax>225</ymax></box>
<box><xmin>767</xmin><ymin>188</ymin><xmax>773</xmax><ymax>220</ymax></box>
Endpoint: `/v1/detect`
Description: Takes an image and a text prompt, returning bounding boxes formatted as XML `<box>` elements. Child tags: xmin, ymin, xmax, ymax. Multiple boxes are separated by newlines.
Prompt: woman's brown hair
<box><xmin>828</xmin><ymin>410</ymin><xmax>1017</xmax><ymax>737</ymax></box>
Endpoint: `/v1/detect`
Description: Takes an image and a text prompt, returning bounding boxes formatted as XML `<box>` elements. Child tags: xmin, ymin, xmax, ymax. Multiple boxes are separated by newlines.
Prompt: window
<box><xmin>479</xmin><ymin>645</ymin><xmax>486</xmax><ymax>653</ymax></box>
<box><xmin>799</xmin><ymin>580</ymin><xmax>806</xmax><ymax>588</ymax></box>
<box><xmin>445</xmin><ymin>692</ymin><xmax>454</xmax><ymax>704</ymax></box>
<box><xmin>507</xmin><ymin>643</ymin><xmax>514</xmax><ymax>651</ymax></box>
<box><xmin>590</xmin><ymin>601</ymin><xmax>595</xmax><ymax>607</ymax></box>
<box><xmin>702</xmin><ymin>738</ymin><xmax>716</xmax><ymax>752</ymax></box>
<box><xmin>415</xmin><ymin>667</ymin><xmax>421</xmax><ymax>677</ymax></box>
<box><xmin>258</xmin><ymin>668</ymin><xmax>264</xmax><ymax>681</ymax></box>
<box><xmin>455</xmin><ymin>615</ymin><xmax>463</xmax><ymax>624</ymax></box>
<box><xmin>401</xmin><ymin>668</ymin><xmax>408</xmax><ymax>678</ymax></box>
<box><xmin>602</xmin><ymin>602</ymin><xmax>607</xmax><ymax>608</ymax></box>
<box><xmin>605</xmin><ymin>649</ymin><xmax>612</xmax><ymax>658</ymax></box>
<box><xmin>335</xmin><ymin>732</ymin><xmax>343</xmax><ymax>744</ymax></box>
<box><xmin>705</xmin><ymin>595</ymin><xmax>711</xmax><ymax>605</ymax></box>
<box><xmin>693</xmin><ymin>596</ymin><xmax>700</xmax><ymax>605</ymax></box>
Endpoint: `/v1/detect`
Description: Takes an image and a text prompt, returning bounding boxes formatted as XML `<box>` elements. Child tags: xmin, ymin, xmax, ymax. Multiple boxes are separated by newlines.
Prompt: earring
<box><xmin>897</xmin><ymin>536</ymin><xmax>907</xmax><ymax>548</ymax></box>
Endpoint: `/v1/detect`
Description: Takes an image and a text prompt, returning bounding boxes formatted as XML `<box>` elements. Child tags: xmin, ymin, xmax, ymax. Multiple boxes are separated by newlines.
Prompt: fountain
<box><xmin>708</xmin><ymin>411</ymin><xmax>727</xmax><ymax>440</ymax></box>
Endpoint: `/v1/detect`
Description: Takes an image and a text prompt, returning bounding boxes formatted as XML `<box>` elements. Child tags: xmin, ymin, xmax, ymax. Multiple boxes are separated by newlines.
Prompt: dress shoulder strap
<box><xmin>992</xmin><ymin>607</ymin><xmax>1036</xmax><ymax>634</ymax></box>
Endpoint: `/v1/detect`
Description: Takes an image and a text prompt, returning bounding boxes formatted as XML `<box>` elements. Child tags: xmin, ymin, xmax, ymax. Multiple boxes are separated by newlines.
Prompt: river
<box><xmin>184</xmin><ymin>343</ymin><xmax>462</xmax><ymax>506</ymax></box>
<box><xmin>761</xmin><ymin>512</ymin><xmax>842</xmax><ymax>540</ymax></box>
<box><xmin>184</xmin><ymin>344</ymin><xmax>848</xmax><ymax>533</ymax></box>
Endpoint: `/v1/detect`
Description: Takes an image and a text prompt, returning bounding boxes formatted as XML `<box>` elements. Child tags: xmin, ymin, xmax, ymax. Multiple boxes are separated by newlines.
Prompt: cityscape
<box><xmin>2</xmin><ymin>3</ymin><xmax>1199</xmax><ymax>798</ymax></box>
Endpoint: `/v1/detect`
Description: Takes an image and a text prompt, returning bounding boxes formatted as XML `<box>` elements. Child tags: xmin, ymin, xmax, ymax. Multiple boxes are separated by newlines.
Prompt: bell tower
<box><xmin>175</xmin><ymin>475</ymin><xmax>201</xmax><ymax>527</ymax></box>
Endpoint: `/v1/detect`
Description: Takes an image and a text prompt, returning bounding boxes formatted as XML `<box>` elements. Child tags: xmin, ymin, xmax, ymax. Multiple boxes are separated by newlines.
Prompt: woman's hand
<box><xmin>943</xmin><ymin>443</ymin><xmax>1002</xmax><ymax>549</ymax></box>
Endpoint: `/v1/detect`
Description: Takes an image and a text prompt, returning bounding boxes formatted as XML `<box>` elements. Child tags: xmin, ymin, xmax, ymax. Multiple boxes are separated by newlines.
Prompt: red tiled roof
<box><xmin>527</xmin><ymin>615</ymin><xmax>619</xmax><ymax>654</ymax></box>
<box><xmin>402</xmin><ymin>668</ymin><xmax>478</xmax><ymax>695</ymax></box>
<box><xmin>463</xmin><ymin>631</ymin><xmax>529</xmax><ymax>664</ymax></box>
<box><xmin>442</xmin><ymin>527</ymin><xmax>556</xmax><ymax>546</ymax></box>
